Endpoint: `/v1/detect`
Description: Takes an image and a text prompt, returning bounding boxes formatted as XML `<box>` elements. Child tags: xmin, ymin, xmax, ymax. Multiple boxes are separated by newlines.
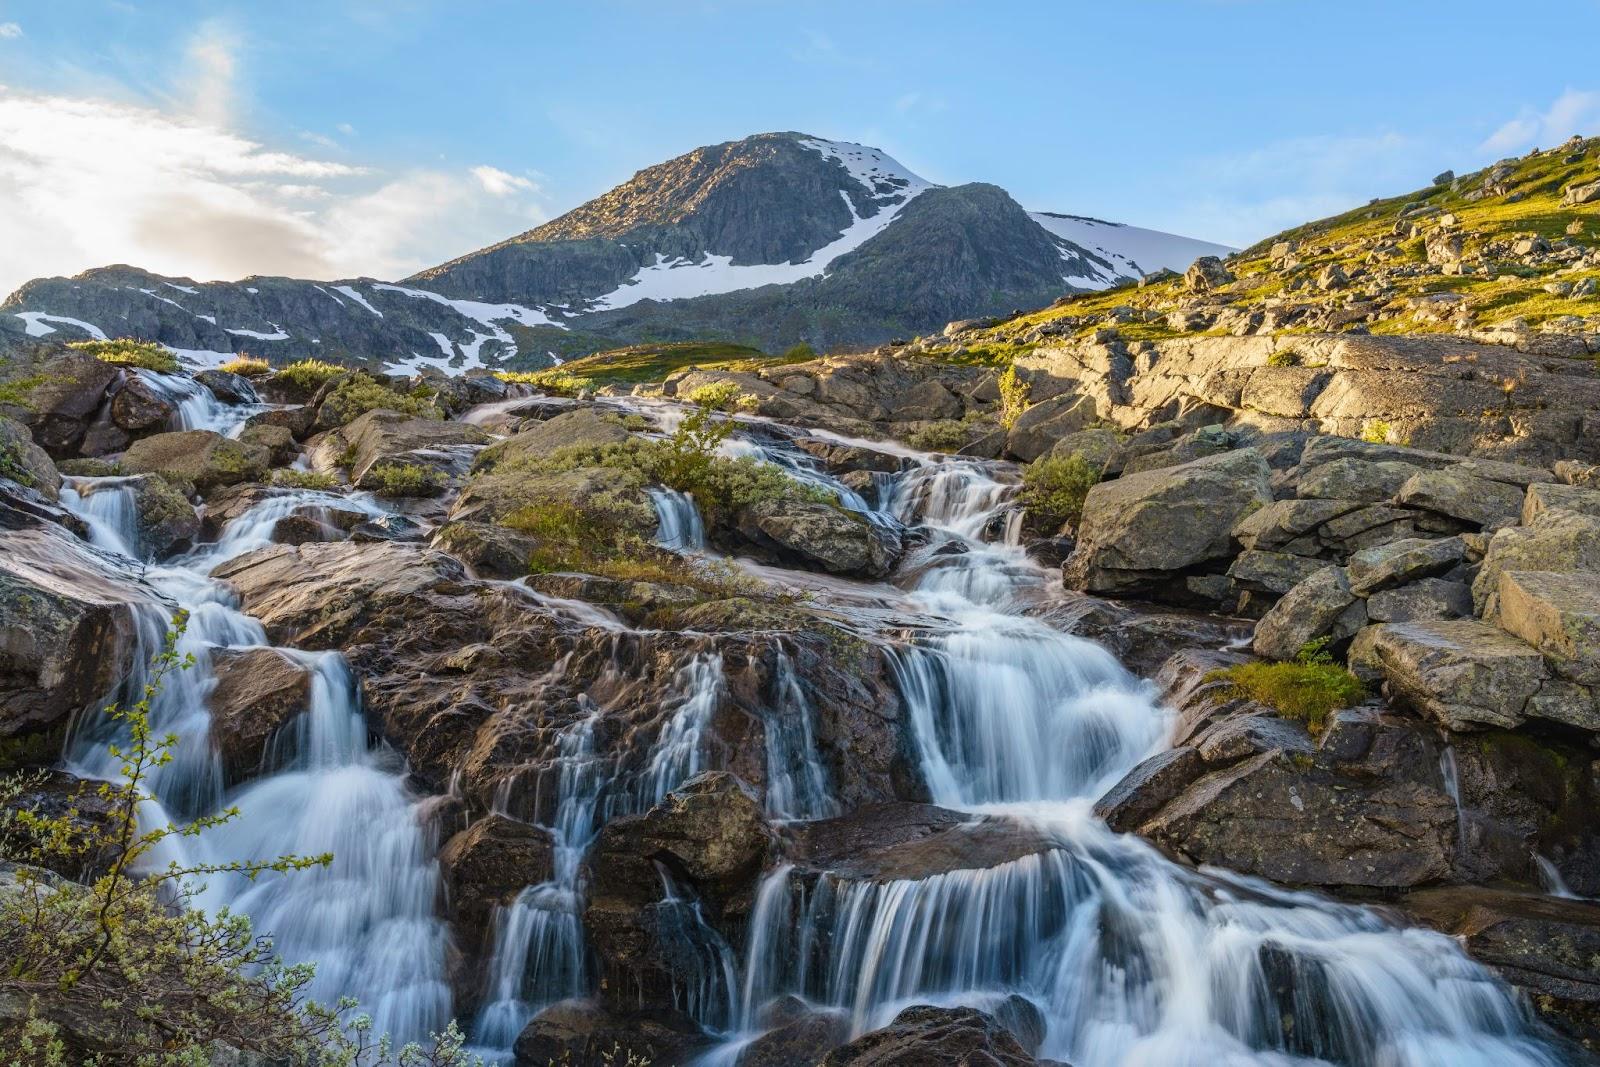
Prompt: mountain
<box><xmin>0</xmin><ymin>133</ymin><xmax>1230</xmax><ymax>372</ymax></box>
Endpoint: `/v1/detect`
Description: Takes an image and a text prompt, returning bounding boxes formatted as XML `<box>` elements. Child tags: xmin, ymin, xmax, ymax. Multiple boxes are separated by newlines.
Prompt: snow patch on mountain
<box><xmin>1030</xmin><ymin>213</ymin><xmax>1235</xmax><ymax>287</ymax></box>
<box><xmin>226</xmin><ymin>324</ymin><xmax>290</xmax><ymax>341</ymax></box>
<box><xmin>13</xmin><ymin>312</ymin><xmax>107</xmax><ymax>339</ymax></box>
<box><xmin>795</xmin><ymin>137</ymin><xmax>933</xmax><ymax>203</ymax></box>
<box><xmin>334</xmin><ymin>284</ymin><xmax>384</xmax><ymax>317</ymax></box>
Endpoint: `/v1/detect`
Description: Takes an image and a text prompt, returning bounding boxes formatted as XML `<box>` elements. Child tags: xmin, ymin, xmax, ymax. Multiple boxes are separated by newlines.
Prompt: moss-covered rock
<box><xmin>119</xmin><ymin>429</ymin><xmax>270</xmax><ymax>496</ymax></box>
<box><xmin>0</xmin><ymin>414</ymin><xmax>60</xmax><ymax>500</ymax></box>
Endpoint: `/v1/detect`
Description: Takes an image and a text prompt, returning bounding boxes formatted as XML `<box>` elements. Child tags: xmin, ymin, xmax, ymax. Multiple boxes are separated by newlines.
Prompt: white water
<box><xmin>59</xmin><ymin>476</ymin><xmax>451</xmax><ymax>1045</ymax></box>
<box><xmin>136</xmin><ymin>369</ymin><xmax>262</xmax><ymax>436</ymax></box>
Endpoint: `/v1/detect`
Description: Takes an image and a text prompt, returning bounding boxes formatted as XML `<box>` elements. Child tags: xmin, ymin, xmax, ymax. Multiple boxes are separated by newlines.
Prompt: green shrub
<box><xmin>275</xmin><ymin>358</ymin><xmax>349</xmax><ymax>393</ymax></box>
<box><xmin>907</xmin><ymin>420</ymin><xmax>972</xmax><ymax>453</ymax></box>
<box><xmin>1266</xmin><ymin>349</ymin><xmax>1301</xmax><ymax>368</ymax></box>
<box><xmin>997</xmin><ymin>364</ymin><xmax>1031</xmax><ymax>430</ymax></box>
<box><xmin>320</xmin><ymin>373</ymin><xmax>440</xmax><ymax>425</ymax></box>
<box><xmin>1207</xmin><ymin>640</ymin><xmax>1366</xmax><ymax>735</ymax></box>
<box><xmin>494</xmin><ymin>368</ymin><xmax>596</xmax><ymax>395</ymax></box>
<box><xmin>371</xmin><ymin>462</ymin><xmax>443</xmax><ymax>498</ymax></box>
<box><xmin>783</xmin><ymin>342</ymin><xmax>817</xmax><ymax>360</ymax></box>
<box><xmin>68</xmin><ymin>337</ymin><xmax>179</xmax><ymax>373</ymax></box>
<box><xmin>219</xmin><ymin>354</ymin><xmax>272</xmax><ymax>376</ymax></box>
<box><xmin>685</xmin><ymin>380</ymin><xmax>757</xmax><ymax>412</ymax></box>
<box><xmin>1019</xmin><ymin>452</ymin><xmax>1101</xmax><ymax>532</ymax></box>
<box><xmin>269</xmin><ymin>468</ymin><xmax>338</xmax><ymax>490</ymax></box>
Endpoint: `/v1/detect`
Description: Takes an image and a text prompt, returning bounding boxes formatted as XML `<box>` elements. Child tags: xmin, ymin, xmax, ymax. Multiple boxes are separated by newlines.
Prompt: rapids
<box><xmin>50</xmin><ymin>384</ymin><xmax>1571</xmax><ymax>1066</ymax></box>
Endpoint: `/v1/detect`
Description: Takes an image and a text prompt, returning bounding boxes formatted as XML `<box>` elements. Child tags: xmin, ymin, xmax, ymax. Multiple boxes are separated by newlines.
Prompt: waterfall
<box><xmin>763</xmin><ymin>649</ymin><xmax>837</xmax><ymax>821</ymax></box>
<box><xmin>653</xmin><ymin>861</ymin><xmax>740</xmax><ymax>1032</ymax></box>
<box><xmin>137</xmin><ymin>370</ymin><xmax>259</xmax><ymax>435</ymax></box>
<box><xmin>59</xmin><ymin>479</ymin><xmax>452</xmax><ymax>1047</ymax></box>
<box><xmin>649</xmin><ymin>486</ymin><xmax>707</xmax><ymax>551</ymax></box>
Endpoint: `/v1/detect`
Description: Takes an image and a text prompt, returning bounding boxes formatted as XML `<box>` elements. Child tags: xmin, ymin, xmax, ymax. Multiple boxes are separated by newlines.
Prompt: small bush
<box><xmin>269</xmin><ymin>468</ymin><xmax>338</xmax><ymax>490</ymax></box>
<box><xmin>685</xmin><ymin>380</ymin><xmax>757</xmax><ymax>413</ymax></box>
<box><xmin>1207</xmin><ymin>640</ymin><xmax>1366</xmax><ymax>735</ymax></box>
<box><xmin>1020</xmin><ymin>452</ymin><xmax>1101</xmax><ymax>532</ymax></box>
<box><xmin>997</xmin><ymin>364</ymin><xmax>1031</xmax><ymax>430</ymax></box>
<box><xmin>275</xmin><ymin>358</ymin><xmax>348</xmax><ymax>392</ymax></box>
<box><xmin>371</xmin><ymin>462</ymin><xmax>444</xmax><ymax>498</ymax></box>
<box><xmin>1266</xmin><ymin>349</ymin><xmax>1301</xmax><ymax>368</ymax></box>
<box><xmin>907</xmin><ymin>420</ymin><xmax>972</xmax><ymax>453</ymax></box>
<box><xmin>219</xmin><ymin>354</ymin><xmax>271</xmax><ymax>376</ymax></box>
<box><xmin>495</xmin><ymin>368</ymin><xmax>596</xmax><ymax>395</ymax></box>
<box><xmin>783</xmin><ymin>342</ymin><xmax>817</xmax><ymax>360</ymax></box>
<box><xmin>68</xmin><ymin>337</ymin><xmax>178</xmax><ymax>373</ymax></box>
<box><xmin>320</xmin><ymin>373</ymin><xmax>440</xmax><ymax>425</ymax></box>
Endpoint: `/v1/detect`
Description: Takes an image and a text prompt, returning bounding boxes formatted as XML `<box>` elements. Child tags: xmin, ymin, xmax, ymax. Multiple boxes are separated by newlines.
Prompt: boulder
<box><xmin>1231</xmin><ymin>497</ymin><xmax>1360</xmax><ymax>554</ymax></box>
<box><xmin>1251</xmin><ymin>567</ymin><xmax>1366</xmax><ymax>661</ymax></box>
<box><xmin>473</xmin><ymin>409</ymin><xmax>630</xmax><ymax>473</ymax></box>
<box><xmin>108</xmin><ymin>375</ymin><xmax>178</xmax><ymax>432</ymax></box>
<box><xmin>1048</xmin><ymin>427</ymin><xmax>1127</xmax><ymax>474</ymax></box>
<box><xmin>340</xmin><ymin>408</ymin><xmax>490</xmax><ymax>490</ymax></box>
<box><xmin>1493</xmin><ymin>571</ymin><xmax>1600</xmax><ymax>685</ymax></box>
<box><xmin>512</xmin><ymin>999</ymin><xmax>706</xmax><ymax>1067</ymax></box>
<box><xmin>1064</xmin><ymin>448</ymin><xmax>1272</xmax><ymax>596</ymax></box>
<box><xmin>1562</xmin><ymin>179</ymin><xmax>1600</xmax><ymax>207</ymax></box>
<box><xmin>438</xmin><ymin>814</ymin><xmax>555</xmax><ymax>951</ymax></box>
<box><xmin>1360</xmin><ymin>619</ymin><xmax>1547</xmax><ymax>730</ymax></box>
<box><xmin>193</xmin><ymin>369</ymin><xmax>258</xmax><ymax>405</ymax></box>
<box><xmin>124</xmin><ymin>473</ymin><xmax>199</xmax><ymax>559</ymax></box>
<box><xmin>735</xmin><ymin>500</ymin><xmax>902</xmax><ymax>578</ymax></box>
<box><xmin>1473</xmin><ymin>509</ymin><xmax>1600</xmax><ymax>613</ymax></box>
<box><xmin>1226</xmin><ymin>550</ymin><xmax>1331</xmax><ymax>595</ymax></box>
<box><xmin>0</xmin><ymin>525</ymin><xmax>151</xmax><ymax>768</ymax></box>
<box><xmin>206</xmin><ymin>647</ymin><xmax>312</xmax><ymax>782</ymax></box>
<box><xmin>738</xmin><ymin>1004</ymin><xmax>853</xmax><ymax>1067</ymax></box>
<box><xmin>120</xmin><ymin>430</ymin><xmax>269</xmax><ymax>496</ymax></box>
<box><xmin>1004</xmin><ymin>393</ymin><xmax>1097</xmax><ymax>462</ymax></box>
<box><xmin>0</xmin><ymin>414</ymin><xmax>60</xmax><ymax>500</ymax></box>
<box><xmin>1344</xmin><ymin>536</ymin><xmax>1466</xmax><ymax>595</ymax></box>
<box><xmin>820</xmin><ymin>1005</ymin><xmax>1037</xmax><ymax>1067</ymax></box>
<box><xmin>1523</xmin><ymin>481</ymin><xmax>1600</xmax><ymax>525</ymax></box>
<box><xmin>1297</xmin><ymin>458</ymin><xmax>1424</xmax><ymax>502</ymax></box>
<box><xmin>431</xmin><ymin>521</ymin><xmax>540</xmax><ymax>579</ymax></box>
<box><xmin>782</xmin><ymin>803</ymin><xmax>1063</xmax><ymax>883</ymax></box>
<box><xmin>0</xmin><ymin>345</ymin><xmax>118</xmax><ymax>456</ymax></box>
<box><xmin>1394</xmin><ymin>468</ymin><xmax>1525</xmax><ymax>527</ymax></box>
<box><xmin>1365</xmin><ymin>578</ymin><xmax>1472</xmax><ymax>623</ymax></box>
<box><xmin>1184</xmin><ymin>256</ymin><xmax>1234</xmax><ymax>293</ymax></box>
<box><xmin>238</xmin><ymin>422</ymin><xmax>297</xmax><ymax>465</ymax></box>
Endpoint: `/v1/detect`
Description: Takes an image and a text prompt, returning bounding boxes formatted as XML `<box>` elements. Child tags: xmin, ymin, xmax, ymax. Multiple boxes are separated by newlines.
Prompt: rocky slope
<box><xmin>0</xmin><ymin>132</ymin><xmax>1229</xmax><ymax>373</ymax></box>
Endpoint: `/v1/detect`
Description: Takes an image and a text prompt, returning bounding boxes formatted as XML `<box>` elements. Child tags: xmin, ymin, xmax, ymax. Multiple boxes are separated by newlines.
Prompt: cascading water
<box><xmin>136</xmin><ymin>369</ymin><xmax>261</xmax><ymax>435</ymax></box>
<box><xmin>59</xmin><ymin>475</ymin><xmax>452</xmax><ymax>1046</ymax></box>
<box><xmin>650</xmin><ymin>486</ymin><xmax>708</xmax><ymax>551</ymax></box>
<box><xmin>763</xmin><ymin>648</ymin><xmax>837</xmax><ymax>821</ymax></box>
<box><xmin>701</xmin><ymin>434</ymin><xmax>1567</xmax><ymax>1066</ymax></box>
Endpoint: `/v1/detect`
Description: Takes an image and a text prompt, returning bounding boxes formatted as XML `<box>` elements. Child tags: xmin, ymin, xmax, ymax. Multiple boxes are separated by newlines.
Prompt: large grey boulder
<box><xmin>206</xmin><ymin>647</ymin><xmax>312</xmax><ymax>783</ymax></box>
<box><xmin>1395</xmin><ymin>468</ymin><xmax>1525</xmax><ymax>527</ymax></box>
<box><xmin>735</xmin><ymin>500</ymin><xmax>902</xmax><ymax>578</ymax></box>
<box><xmin>1366</xmin><ymin>578</ymin><xmax>1472</xmax><ymax>623</ymax></box>
<box><xmin>0</xmin><ymin>345</ymin><xmax>118</xmax><ymax>456</ymax></box>
<box><xmin>1064</xmin><ymin>448</ymin><xmax>1272</xmax><ymax>596</ymax></box>
<box><xmin>120</xmin><ymin>429</ymin><xmax>269</xmax><ymax>496</ymax></box>
<box><xmin>340</xmin><ymin>408</ymin><xmax>489</xmax><ymax>491</ymax></box>
<box><xmin>1297</xmin><ymin>458</ymin><xmax>1423</xmax><ymax>502</ymax></box>
<box><xmin>1473</xmin><ymin>509</ymin><xmax>1600</xmax><ymax>613</ymax></box>
<box><xmin>1522</xmin><ymin>481</ymin><xmax>1600</xmax><ymax>524</ymax></box>
<box><xmin>1492</xmin><ymin>571</ymin><xmax>1600</xmax><ymax>685</ymax></box>
<box><xmin>1252</xmin><ymin>567</ymin><xmax>1366</xmax><ymax>661</ymax></box>
<box><xmin>1345</xmin><ymin>536</ymin><xmax>1466</xmax><ymax>595</ymax></box>
<box><xmin>1359</xmin><ymin>619</ymin><xmax>1548</xmax><ymax>730</ymax></box>
<box><xmin>0</xmin><ymin>414</ymin><xmax>60</xmax><ymax>500</ymax></box>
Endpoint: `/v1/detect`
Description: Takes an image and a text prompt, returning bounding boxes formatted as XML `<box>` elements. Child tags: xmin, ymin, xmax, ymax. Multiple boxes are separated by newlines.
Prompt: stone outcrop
<box><xmin>205</xmin><ymin>647</ymin><xmax>312</xmax><ymax>783</ymax></box>
<box><xmin>820</xmin><ymin>1005</ymin><xmax>1038</xmax><ymax>1067</ymax></box>
<box><xmin>120</xmin><ymin>430</ymin><xmax>269</xmax><ymax>496</ymax></box>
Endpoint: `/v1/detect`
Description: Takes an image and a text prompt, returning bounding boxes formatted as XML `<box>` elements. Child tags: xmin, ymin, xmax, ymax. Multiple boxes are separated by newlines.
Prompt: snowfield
<box><xmin>1030</xmin><ymin>212</ymin><xmax>1236</xmax><ymax>287</ymax></box>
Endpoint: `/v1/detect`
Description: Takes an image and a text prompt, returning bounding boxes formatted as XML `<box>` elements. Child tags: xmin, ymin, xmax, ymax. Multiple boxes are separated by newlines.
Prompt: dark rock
<box><xmin>735</xmin><ymin>500</ymin><xmax>902</xmax><ymax>578</ymax></box>
<box><xmin>438</xmin><ymin>814</ymin><xmax>555</xmax><ymax>955</ymax></box>
<box><xmin>820</xmin><ymin>1005</ymin><xmax>1037</xmax><ymax>1067</ymax></box>
<box><xmin>206</xmin><ymin>647</ymin><xmax>312</xmax><ymax>783</ymax></box>
<box><xmin>512</xmin><ymin>998</ymin><xmax>707</xmax><ymax>1067</ymax></box>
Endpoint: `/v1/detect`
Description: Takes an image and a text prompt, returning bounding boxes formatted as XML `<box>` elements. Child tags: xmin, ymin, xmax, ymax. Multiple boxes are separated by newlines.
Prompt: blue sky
<box><xmin>2</xmin><ymin>0</ymin><xmax>1598</xmax><ymax>293</ymax></box>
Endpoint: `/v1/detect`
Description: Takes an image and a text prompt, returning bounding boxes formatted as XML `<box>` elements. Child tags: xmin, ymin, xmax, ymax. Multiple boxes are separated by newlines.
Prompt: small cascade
<box><xmin>649</xmin><ymin>486</ymin><xmax>707</xmax><ymax>551</ymax></box>
<box><xmin>636</xmin><ymin>653</ymin><xmax>723</xmax><ymax>809</ymax></box>
<box><xmin>763</xmin><ymin>649</ymin><xmax>837</xmax><ymax>821</ymax></box>
<box><xmin>138</xmin><ymin>369</ymin><xmax>259</xmax><ymax>435</ymax></box>
<box><xmin>887</xmin><ymin>461</ymin><xmax>1015</xmax><ymax>541</ymax></box>
<box><xmin>59</xmin><ymin>476</ymin><xmax>452</xmax><ymax>1047</ymax></box>
<box><xmin>1535</xmin><ymin>855</ymin><xmax>1582</xmax><ymax>899</ymax></box>
<box><xmin>652</xmin><ymin>861</ymin><xmax>740</xmax><ymax>1033</ymax></box>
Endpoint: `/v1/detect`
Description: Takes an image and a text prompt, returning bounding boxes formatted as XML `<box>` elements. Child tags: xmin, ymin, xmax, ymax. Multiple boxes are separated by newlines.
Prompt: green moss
<box><xmin>274</xmin><ymin>358</ymin><xmax>349</xmax><ymax>392</ymax></box>
<box><xmin>370</xmin><ymin>462</ymin><xmax>443</xmax><ymax>498</ymax></box>
<box><xmin>268</xmin><ymin>469</ymin><xmax>338</xmax><ymax>490</ymax></box>
<box><xmin>67</xmin><ymin>338</ymin><xmax>178</xmax><ymax>373</ymax></box>
<box><xmin>1207</xmin><ymin>642</ymin><xmax>1365</xmax><ymax>736</ymax></box>
<box><xmin>0</xmin><ymin>373</ymin><xmax>48</xmax><ymax>410</ymax></box>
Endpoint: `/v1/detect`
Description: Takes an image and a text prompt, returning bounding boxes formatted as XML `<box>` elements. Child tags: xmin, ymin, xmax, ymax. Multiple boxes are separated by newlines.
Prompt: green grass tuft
<box><xmin>68</xmin><ymin>338</ymin><xmax>179</xmax><ymax>373</ymax></box>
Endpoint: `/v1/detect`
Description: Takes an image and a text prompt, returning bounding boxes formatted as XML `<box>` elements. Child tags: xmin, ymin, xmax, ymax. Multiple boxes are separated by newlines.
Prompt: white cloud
<box><xmin>0</xmin><ymin>22</ymin><xmax>22</xmax><ymax>39</ymax></box>
<box><xmin>1482</xmin><ymin>89</ymin><xmax>1600</xmax><ymax>155</ymax></box>
<box><xmin>471</xmin><ymin>165</ymin><xmax>536</xmax><ymax>196</ymax></box>
<box><xmin>181</xmin><ymin>21</ymin><xmax>239</xmax><ymax>127</ymax></box>
<box><xmin>0</xmin><ymin>88</ymin><xmax>548</xmax><ymax>296</ymax></box>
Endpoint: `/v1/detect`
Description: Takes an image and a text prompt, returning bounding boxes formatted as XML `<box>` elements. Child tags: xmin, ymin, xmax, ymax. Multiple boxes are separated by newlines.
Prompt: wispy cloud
<box><xmin>0</xmin><ymin>88</ymin><xmax>547</xmax><ymax>295</ymax></box>
<box><xmin>180</xmin><ymin>20</ymin><xmax>239</xmax><ymax>127</ymax></box>
<box><xmin>1482</xmin><ymin>88</ymin><xmax>1600</xmax><ymax>155</ymax></box>
<box><xmin>0</xmin><ymin>22</ymin><xmax>22</xmax><ymax>39</ymax></box>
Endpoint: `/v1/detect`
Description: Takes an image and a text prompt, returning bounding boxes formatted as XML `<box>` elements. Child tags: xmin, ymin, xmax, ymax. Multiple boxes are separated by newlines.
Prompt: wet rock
<box><xmin>735</xmin><ymin>500</ymin><xmax>902</xmax><ymax>578</ymax></box>
<box><xmin>0</xmin><ymin>414</ymin><xmax>60</xmax><ymax>500</ymax></box>
<box><xmin>782</xmin><ymin>802</ymin><xmax>1063</xmax><ymax>882</ymax></box>
<box><xmin>738</xmin><ymin>1004</ymin><xmax>853</xmax><ymax>1067</ymax></box>
<box><xmin>0</xmin><ymin>524</ymin><xmax>152</xmax><ymax>769</ymax></box>
<box><xmin>820</xmin><ymin>1004</ymin><xmax>1037</xmax><ymax>1067</ymax></box>
<box><xmin>206</xmin><ymin>647</ymin><xmax>312</xmax><ymax>783</ymax></box>
<box><xmin>1064</xmin><ymin>448</ymin><xmax>1272</xmax><ymax>597</ymax></box>
<box><xmin>238</xmin><ymin>422</ymin><xmax>296</xmax><ymax>465</ymax></box>
<box><xmin>512</xmin><ymin>998</ymin><xmax>707</xmax><ymax>1067</ymax></box>
<box><xmin>194</xmin><ymin>369</ymin><xmax>257</xmax><ymax>405</ymax></box>
<box><xmin>430</xmin><ymin>521</ymin><xmax>539</xmax><ymax>579</ymax></box>
<box><xmin>1251</xmin><ymin>567</ymin><xmax>1366</xmax><ymax>661</ymax></box>
<box><xmin>244</xmin><ymin>405</ymin><xmax>314</xmax><ymax>440</ymax></box>
<box><xmin>1394</xmin><ymin>468</ymin><xmax>1525</xmax><ymax>527</ymax></box>
<box><xmin>124</xmin><ymin>473</ymin><xmax>199</xmax><ymax>558</ymax></box>
<box><xmin>438</xmin><ymin>814</ymin><xmax>555</xmax><ymax>953</ymax></box>
<box><xmin>1094</xmin><ymin>747</ymin><xmax>1204</xmax><ymax>832</ymax></box>
<box><xmin>108</xmin><ymin>374</ymin><xmax>178</xmax><ymax>433</ymax></box>
<box><xmin>1404</xmin><ymin>887</ymin><xmax>1600</xmax><ymax>1053</ymax></box>
<box><xmin>1345</xmin><ymin>536</ymin><xmax>1466</xmax><ymax>595</ymax></box>
<box><xmin>120</xmin><ymin>430</ymin><xmax>269</xmax><ymax>496</ymax></box>
<box><xmin>428</xmin><ymin>372</ymin><xmax>510</xmax><ymax>418</ymax></box>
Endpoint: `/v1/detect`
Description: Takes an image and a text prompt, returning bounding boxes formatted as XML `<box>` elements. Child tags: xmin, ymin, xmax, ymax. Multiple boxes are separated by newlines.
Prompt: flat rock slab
<box><xmin>1346</xmin><ymin>536</ymin><xmax>1465</xmax><ymax>595</ymax></box>
<box><xmin>1362</xmin><ymin>618</ymin><xmax>1546</xmax><ymax>730</ymax></box>
<box><xmin>1495</xmin><ymin>570</ymin><xmax>1600</xmax><ymax>686</ymax></box>
<box><xmin>1395</xmin><ymin>468</ymin><xmax>1525</xmax><ymax>528</ymax></box>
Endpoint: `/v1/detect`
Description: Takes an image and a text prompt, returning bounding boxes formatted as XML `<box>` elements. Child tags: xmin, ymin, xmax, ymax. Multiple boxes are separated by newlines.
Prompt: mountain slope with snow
<box><xmin>2</xmin><ymin>132</ymin><xmax>1231</xmax><ymax>371</ymax></box>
